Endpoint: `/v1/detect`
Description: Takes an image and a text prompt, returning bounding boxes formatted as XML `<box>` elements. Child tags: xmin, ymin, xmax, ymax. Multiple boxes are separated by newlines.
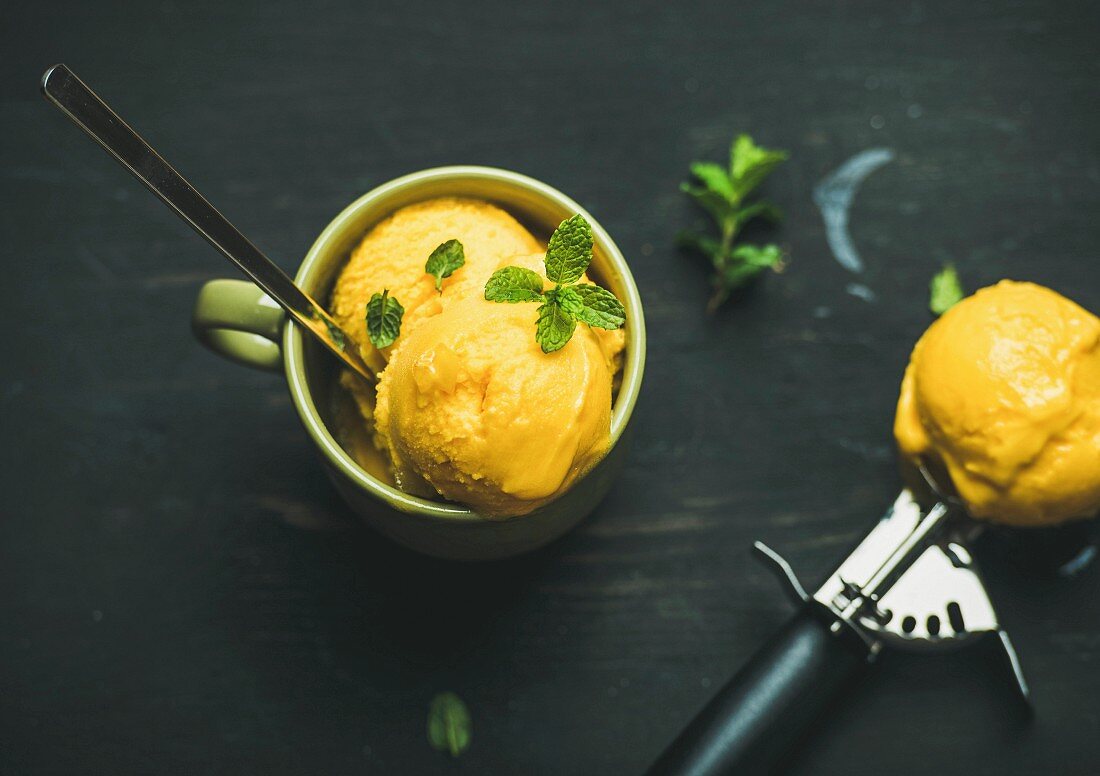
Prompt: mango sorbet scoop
<box><xmin>650</xmin><ymin>280</ymin><xmax>1099</xmax><ymax>775</ymax></box>
<box><xmin>895</xmin><ymin>280</ymin><xmax>1100</xmax><ymax>527</ymax></box>
<box><xmin>329</xmin><ymin>199</ymin><xmax>625</xmax><ymax>517</ymax></box>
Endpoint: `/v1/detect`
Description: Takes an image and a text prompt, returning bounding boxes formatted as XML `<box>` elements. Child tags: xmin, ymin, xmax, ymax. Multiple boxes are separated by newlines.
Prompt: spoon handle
<box><xmin>40</xmin><ymin>64</ymin><xmax>377</xmax><ymax>382</ymax></box>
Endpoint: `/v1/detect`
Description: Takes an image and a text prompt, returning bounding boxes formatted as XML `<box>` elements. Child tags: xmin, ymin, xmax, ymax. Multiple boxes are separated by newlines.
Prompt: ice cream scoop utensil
<box><xmin>648</xmin><ymin>484</ymin><xmax>1029</xmax><ymax>775</ymax></box>
<box><xmin>39</xmin><ymin>64</ymin><xmax>379</xmax><ymax>383</ymax></box>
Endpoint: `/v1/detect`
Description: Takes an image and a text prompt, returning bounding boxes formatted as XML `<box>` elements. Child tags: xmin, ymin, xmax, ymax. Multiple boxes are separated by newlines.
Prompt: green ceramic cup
<box><xmin>192</xmin><ymin>166</ymin><xmax>646</xmax><ymax>560</ymax></box>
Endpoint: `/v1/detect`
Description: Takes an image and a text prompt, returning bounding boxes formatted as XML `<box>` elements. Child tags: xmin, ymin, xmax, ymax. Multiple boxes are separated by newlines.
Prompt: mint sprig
<box><xmin>365</xmin><ymin>289</ymin><xmax>404</xmax><ymax>348</ymax></box>
<box><xmin>571</xmin><ymin>284</ymin><xmax>626</xmax><ymax>329</ymax></box>
<box><xmin>544</xmin><ymin>214</ymin><xmax>593</xmax><ymax>284</ymax></box>
<box><xmin>484</xmin><ymin>214</ymin><xmax>626</xmax><ymax>353</ymax></box>
<box><xmin>929</xmin><ymin>264</ymin><xmax>964</xmax><ymax>315</ymax></box>
<box><xmin>484</xmin><ymin>266</ymin><xmax>544</xmax><ymax>302</ymax></box>
<box><xmin>536</xmin><ymin>295</ymin><xmax>578</xmax><ymax>352</ymax></box>
<box><xmin>425</xmin><ymin>239</ymin><xmax>465</xmax><ymax>291</ymax></box>
<box><xmin>680</xmin><ymin>133</ymin><xmax>789</xmax><ymax>313</ymax></box>
<box><xmin>427</xmin><ymin>692</ymin><xmax>471</xmax><ymax>758</ymax></box>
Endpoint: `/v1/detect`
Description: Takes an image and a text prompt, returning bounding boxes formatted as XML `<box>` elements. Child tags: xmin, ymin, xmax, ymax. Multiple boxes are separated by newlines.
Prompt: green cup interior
<box><xmin>283</xmin><ymin>166</ymin><xmax>646</xmax><ymax>522</ymax></box>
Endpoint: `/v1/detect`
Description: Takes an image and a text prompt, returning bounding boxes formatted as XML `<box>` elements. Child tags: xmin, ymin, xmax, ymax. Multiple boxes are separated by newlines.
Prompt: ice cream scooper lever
<box><xmin>648</xmin><ymin>471</ymin><xmax>1029</xmax><ymax>775</ymax></box>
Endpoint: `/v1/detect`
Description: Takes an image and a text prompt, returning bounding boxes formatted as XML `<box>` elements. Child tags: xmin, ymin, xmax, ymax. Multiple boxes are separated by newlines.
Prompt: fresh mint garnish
<box><xmin>680</xmin><ymin>133</ymin><xmax>789</xmax><ymax>313</ymax></box>
<box><xmin>544</xmin><ymin>214</ymin><xmax>593</xmax><ymax>285</ymax></box>
<box><xmin>484</xmin><ymin>266</ymin><xmax>545</xmax><ymax>303</ymax></box>
<box><xmin>483</xmin><ymin>214</ymin><xmax>626</xmax><ymax>353</ymax></box>
<box><xmin>425</xmin><ymin>239</ymin><xmax>465</xmax><ymax>291</ymax></box>
<box><xmin>536</xmin><ymin>297</ymin><xmax>578</xmax><ymax>352</ymax></box>
<box><xmin>929</xmin><ymin>264</ymin><xmax>964</xmax><ymax>315</ymax></box>
<box><xmin>427</xmin><ymin>692</ymin><xmax>471</xmax><ymax>758</ymax></box>
<box><xmin>550</xmin><ymin>285</ymin><xmax>585</xmax><ymax>318</ymax></box>
<box><xmin>365</xmin><ymin>289</ymin><xmax>404</xmax><ymax>348</ymax></box>
<box><xmin>730</xmin><ymin>134</ymin><xmax>789</xmax><ymax>195</ymax></box>
<box><xmin>571</xmin><ymin>284</ymin><xmax>627</xmax><ymax>329</ymax></box>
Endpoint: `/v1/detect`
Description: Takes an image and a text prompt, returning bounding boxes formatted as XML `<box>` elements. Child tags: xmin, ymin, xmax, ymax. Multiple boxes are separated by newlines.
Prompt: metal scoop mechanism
<box><xmin>649</xmin><ymin>480</ymin><xmax>1031</xmax><ymax>776</ymax></box>
<box><xmin>756</xmin><ymin>489</ymin><xmax>1029</xmax><ymax>697</ymax></box>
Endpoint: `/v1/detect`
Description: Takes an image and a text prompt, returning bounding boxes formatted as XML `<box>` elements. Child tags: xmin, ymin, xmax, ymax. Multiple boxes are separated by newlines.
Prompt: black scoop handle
<box><xmin>647</xmin><ymin>607</ymin><xmax>871</xmax><ymax>775</ymax></box>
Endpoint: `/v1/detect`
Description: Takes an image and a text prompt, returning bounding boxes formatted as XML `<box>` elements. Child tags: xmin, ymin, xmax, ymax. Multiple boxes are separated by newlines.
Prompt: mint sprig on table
<box><xmin>425</xmin><ymin>239</ymin><xmax>465</xmax><ymax>291</ymax></box>
<box><xmin>484</xmin><ymin>214</ymin><xmax>626</xmax><ymax>353</ymax></box>
<box><xmin>365</xmin><ymin>288</ymin><xmax>404</xmax><ymax>348</ymax></box>
<box><xmin>929</xmin><ymin>264</ymin><xmax>964</xmax><ymax>315</ymax></box>
<box><xmin>427</xmin><ymin>692</ymin><xmax>471</xmax><ymax>758</ymax></box>
<box><xmin>680</xmin><ymin>134</ymin><xmax>789</xmax><ymax>313</ymax></box>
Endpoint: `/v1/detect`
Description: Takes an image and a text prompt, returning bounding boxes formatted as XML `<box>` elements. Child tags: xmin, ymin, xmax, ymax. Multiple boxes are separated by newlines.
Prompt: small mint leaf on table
<box><xmin>572</xmin><ymin>284</ymin><xmax>626</xmax><ymax>329</ymax></box>
<box><xmin>677</xmin><ymin>231</ymin><xmax>723</xmax><ymax>265</ymax></box>
<box><xmin>484</xmin><ymin>266</ymin><xmax>546</xmax><ymax>303</ymax></box>
<box><xmin>425</xmin><ymin>239</ymin><xmax>465</xmax><ymax>291</ymax></box>
<box><xmin>688</xmin><ymin>161</ymin><xmax>736</xmax><ymax>202</ymax></box>
<box><xmin>680</xmin><ymin>183</ymin><xmax>733</xmax><ymax>225</ymax></box>
<box><xmin>535</xmin><ymin>298</ymin><xmax>577</xmax><ymax>353</ymax></box>
<box><xmin>730</xmin><ymin>134</ymin><xmax>789</xmax><ymax>199</ymax></box>
<box><xmin>730</xmin><ymin>243</ymin><xmax>784</xmax><ymax>271</ymax></box>
<box><xmin>719</xmin><ymin>263</ymin><xmax>762</xmax><ymax>289</ymax></box>
<box><xmin>929</xmin><ymin>264</ymin><xmax>964</xmax><ymax>315</ymax></box>
<box><xmin>365</xmin><ymin>289</ymin><xmax>404</xmax><ymax>348</ymax></box>
<box><xmin>708</xmin><ymin>244</ymin><xmax>785</xmax><ymax>314</ymax></box>
<box><xmin>544</xmin><ymin>214</ymin><xmax>593</xmax><ymax>285</ymax></box>
<box><xmin>733</xmin><ymin>201</ymin><xmax>783</xmax><ymax>226</ymax></box>
<box><xmin>680</xmin><ymin>133</ymin><xmax>789</xmax><ymax>312</ymax></box>
<box><xmin>427</xmin><ymin>692</ymin><xmax>471</xmax><ymax>758</ymax></box>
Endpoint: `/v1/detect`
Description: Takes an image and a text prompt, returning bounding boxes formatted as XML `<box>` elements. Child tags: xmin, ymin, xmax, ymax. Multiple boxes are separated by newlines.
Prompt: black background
<box><xmin>3</xmin><ymin>1</ymin><xmax>1099</xmax><ymax>773</ymax></box>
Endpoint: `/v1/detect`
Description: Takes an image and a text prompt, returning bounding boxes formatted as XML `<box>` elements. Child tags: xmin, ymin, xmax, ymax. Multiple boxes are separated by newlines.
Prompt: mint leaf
<box><xmin>677</xmin><ymin>230</ymin><xmax>723</xmax><ymax>261</ymax></box>
<box><xmin>680</xmin><ymin>133</ymin><xmax>789</xmax><ymax>312</ymax></box>
<box><xmin>425</xmin><ymin>239</ymin><xmax>465</xmax><ymax>291</ymax></box>
<box><xmin>483</xmin><ymin>213</ymin><xmax>626</xmax><ymax>352</ymax></box>
<box><xmin>719</xmin><ymin>263</ymin><xmax>766</xmax><ymax>288</ymax></box>
<box><xmin>707</xmin><ymin>244</ymin><xmax>785</xmax><ymax>314</ymax></box>
<box><xmin>680</xmin><ymin>183</ymin><xmax>733</xmax><ymax>225</ymax></box>
<box><xmin>730</xmin><ymin>134</ymin><xmax>789</xmax><ymax>200</ymax></box>
<box><xmin>365</xmin><ymin>289</ymin><xmax>404</xmax><ymax>348</ymax></box>
<box><xmin>535</xmin><ymin>298</ymin><xmax>577</xmax><ymax>353</ymax></box>
<box><xmin>550</xmin><ymin>285</ymin><xmax>585</xmax><ymax>318</ymax></box>
<box><xmin>544</xmin><ymin>214</ymin><xmax>593</xmax><ymax>285</ymax></box>
<box><xmin>729</xmin><ymin>243</ymin><xmax>784</xmax><ymax>271</ymax></box>
<box><xmin>427</xmin><ymin>692</ymin><xmax>471</xmax><ymax>758</ymax></box>
<box><xmin>720</xmin><ymin>245</ymin><xmax>783</xmax><ymax>287</ymax></box>
<box><xmin>689</xmin><ymin>161</ymin><xmax>736</xmax><ymax>202</ymax></box>
<box><xmin>733</xmin><ymin>201</ymin><xmax>783</xmax><ymax>226</ymax></box>
<box><xmin>484</xmin><ymin>266</ymin><xmax>545</xmax><ymax>303</ymax></box>
<box><xmin>572</xmin><ymin>284</ymin><xmax>626</xmax><ymax>329</ymax></box>
<box><xmin>929</xmin><ymin>264</ymin><xmax>964</xmax><ymax>315</ymax></box>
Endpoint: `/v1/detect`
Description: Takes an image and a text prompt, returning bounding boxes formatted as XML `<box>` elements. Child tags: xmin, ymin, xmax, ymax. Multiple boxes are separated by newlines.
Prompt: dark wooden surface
<box><xmin>3</xmin><ymin>1</ymin><xmax>1098</xmax><ymax>773</ymax></box>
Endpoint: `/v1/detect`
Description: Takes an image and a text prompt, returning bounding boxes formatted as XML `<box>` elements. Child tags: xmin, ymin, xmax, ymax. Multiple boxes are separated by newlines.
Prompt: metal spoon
<box><xmin>40</xmin><ymin>64</ymin><xmax>380</xmax><ymax>383</ymax></box>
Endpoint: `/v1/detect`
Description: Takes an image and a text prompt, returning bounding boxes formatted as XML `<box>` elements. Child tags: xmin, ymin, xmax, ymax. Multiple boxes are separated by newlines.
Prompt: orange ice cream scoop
<box><xmin>374</xmin><ymin>294</ymin><xmax>617</xmax><ymax>517</ymax></box>
<box><xmin>894</xmin><ymin>280</ymin><xmax>1100</xmax><ymax>527</ymax></box>
<box><xmin>330</xmin><ymin>197</ymin><xmax>542</xmax><ymax>364</ymax></box>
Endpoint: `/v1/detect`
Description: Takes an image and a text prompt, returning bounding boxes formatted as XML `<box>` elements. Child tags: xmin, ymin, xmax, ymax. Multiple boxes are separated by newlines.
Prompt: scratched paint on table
<box><xmin>845</xmin><ymin>282</ymin><xmax>877</xmax><ymax>303</ymax></box>
<box><xmin>1059</xmin><ymin>544</ymin><xmax>1097</xmax><ymax>577</ymax></box>
<box><xmin>813</xmin><ymin>148</ymin><xmax>896</xmax><ymax>284</ymax></box>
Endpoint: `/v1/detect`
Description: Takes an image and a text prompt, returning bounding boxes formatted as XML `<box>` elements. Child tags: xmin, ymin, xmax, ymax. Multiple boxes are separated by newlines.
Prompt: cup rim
<box><xmin>283</xmin><ymin>165</ymin><xmax>646</xmax><ymax>523</ymax></box>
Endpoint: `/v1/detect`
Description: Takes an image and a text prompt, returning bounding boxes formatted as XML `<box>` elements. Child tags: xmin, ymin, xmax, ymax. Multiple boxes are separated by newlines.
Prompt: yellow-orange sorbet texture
<box><xmin>894</xmin><ymin>280</ymin><xmax>1100</xmax><ymax>527</ymax></box>
<box><xmin>329</xmin><ymin>200</ymin><xmax>625</xmax><ymax>516</ymax></box>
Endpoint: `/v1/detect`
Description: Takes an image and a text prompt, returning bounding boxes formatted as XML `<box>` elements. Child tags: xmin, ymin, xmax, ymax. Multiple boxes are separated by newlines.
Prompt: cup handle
<box><xmin>192</xmin><ymin>279</ymin><xmax>286</xmax><ymax>373</ymax></box>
